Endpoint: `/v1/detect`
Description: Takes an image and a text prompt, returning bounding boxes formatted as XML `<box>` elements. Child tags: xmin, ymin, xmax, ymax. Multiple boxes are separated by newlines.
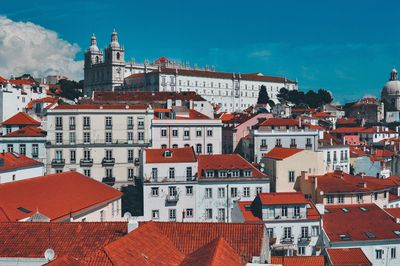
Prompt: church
<box><xmin>381</xmin><ymin>67</ymin><xmax>400</xmax><ymax>111</ymax></box>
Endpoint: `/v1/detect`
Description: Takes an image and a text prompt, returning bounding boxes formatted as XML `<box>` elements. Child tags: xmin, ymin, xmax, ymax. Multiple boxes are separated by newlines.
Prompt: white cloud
<box><xmin>0</xmin><ymin>16</ymin><xmax>83</xmax><ymax>80</ymax></box>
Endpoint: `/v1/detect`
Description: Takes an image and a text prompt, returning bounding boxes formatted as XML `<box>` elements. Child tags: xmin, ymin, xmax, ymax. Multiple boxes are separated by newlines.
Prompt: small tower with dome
<box><xmin>381</xmin><ymin>68</ymin><xmax>400</xmax><ymax>111</ymax></box>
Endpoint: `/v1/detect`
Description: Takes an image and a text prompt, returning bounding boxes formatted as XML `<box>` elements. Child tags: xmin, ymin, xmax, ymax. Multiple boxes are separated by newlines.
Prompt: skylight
<box><xmin>341</xmin><ymin>208</ymin><xmax>349</xmax><ymax>213</ymax></box>
<box><xmin>339</xmin><ymin>234</ymin><xmax>351</xmax><ymax>241</ymax></box>
<box><xmin>366</xmin><ymin>232</ymin><xmax>375</xmax><ymax>238</ymax></box>
<box><xmin>17</xmin><ymin>207</ymin><xmax>32</xmax><ymax>214</ymax></box>
<box><xmin>360</xmin><ymin>207</ymin><xmax>368</xmax><ymax>212</ymax></box>
<box><xmin>394</xmin><ymin>230</ymin><xmax>400</xmax><ymax>237</ymax></box>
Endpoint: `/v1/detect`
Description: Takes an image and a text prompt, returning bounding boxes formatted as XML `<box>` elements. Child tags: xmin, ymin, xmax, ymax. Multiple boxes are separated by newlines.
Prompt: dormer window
<box><xmin>206</xmin><ymin>171</ymin><xmax>214</xmax><ymax>178</ymax></box>
<box><xmin>164</xmin><ymin>150</ymin><xmax>172</xmax><ymax>157</ymax></box>
<box><xmin>244</xmin><ymin>170</ymin><xmax>251</xmax><ymax>177</ymax></box>
<box><xmin>231</xmin><ymin>170</ymin><xmax>239</xmax><ymax>177</ymax></box>
<box><xmin>219</xmin><ymin>171</ymin><xmax>227</xmax><ymax>178</ymax></box>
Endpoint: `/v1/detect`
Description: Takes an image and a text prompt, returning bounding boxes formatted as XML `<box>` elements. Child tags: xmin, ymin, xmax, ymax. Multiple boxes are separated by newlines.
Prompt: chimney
<box><xmin>298</xmin><ymin>117</ymin><xmax>302</xmax><ymax>128</ymax></box>
<box><xmin>330</xmin><ymin>138</ymin><xmax>333</xmax><ymax>146</ymax></box>
<box><xmin>363</xmin><ymin>182</ymin><xmax>367</xmax><ymax>188</ymax></box>
<box><xmin>127</xmin><ymin>220</ymin><xmax>139</xmax><ymax>233</ymax></box>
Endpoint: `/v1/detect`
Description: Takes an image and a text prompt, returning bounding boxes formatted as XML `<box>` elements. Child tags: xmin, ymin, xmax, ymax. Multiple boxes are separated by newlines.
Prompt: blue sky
<box><xmin>1</xmin><ymin>0</ymin><xmax>399</xmax><ymax>102</ymax></box>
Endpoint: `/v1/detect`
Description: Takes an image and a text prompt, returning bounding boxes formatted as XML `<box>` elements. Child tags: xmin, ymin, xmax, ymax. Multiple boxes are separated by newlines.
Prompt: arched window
<box><xmin>161</xmin><ymin>144</ymin><xmax>167</xmax><ymax>149</ymax></box>
<box><xmin>172</xmin><ymin>144</ymin><xmax>178</xmax><ymax>148</ymax></box>
<box><xmin>116</xmin><ymin>52</ymin><xmax>120</xmax><ymax>60</ymax></box>
<box><xmin>95</xmin><ymin>56</ymin><xmax>99</xmax><ymax>63</ymax></box>
<box><xmin>196</xmin><ymin>144</ymin><xmax>202</xmax><ymax>154</ymax></box>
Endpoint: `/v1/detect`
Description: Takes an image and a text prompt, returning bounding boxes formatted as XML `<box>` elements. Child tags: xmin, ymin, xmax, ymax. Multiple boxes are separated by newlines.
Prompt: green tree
<box><xmin>257</xmin><ymin>85</ymin><xmax>269</xmax><ymax>104</ymax></box>
<box><xmin>58</xmin><ymin>79</ymin><xmax>83</xmax><ymax>100</ymax></box>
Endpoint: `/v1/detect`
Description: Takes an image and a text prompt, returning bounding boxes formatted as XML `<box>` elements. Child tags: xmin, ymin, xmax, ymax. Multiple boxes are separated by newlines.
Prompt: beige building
<box><xmin>46</xmin><ymin>104</ymin><xmax>153</xmax><ymax>187</ymax></box>
<box><xmin>260</xmin><ymin>147</ymin><xmax>325</xmax><ymax>192</ymax></box>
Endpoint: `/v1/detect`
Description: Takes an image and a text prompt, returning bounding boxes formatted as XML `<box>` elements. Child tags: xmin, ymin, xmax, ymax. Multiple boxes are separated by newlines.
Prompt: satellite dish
<box><xmin>123</xmin><ymin>212</ymin><xmax>132</xmax><ymax>219</ymax></box>
<box><xmin>44</xmin><ymin>248</ymin><xmax>55</xmax><ymax>261</ymax></box>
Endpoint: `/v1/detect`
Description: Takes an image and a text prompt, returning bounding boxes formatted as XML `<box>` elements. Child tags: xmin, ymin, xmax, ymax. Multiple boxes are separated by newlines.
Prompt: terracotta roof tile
<box><xmin>3</xmin><ymin>125</ymin><xmax>46</xmax><ymax>137</ymax></box>
<box><xmin>384</xmin><ymin>208</ymin><xmax>400</xmax><ymax>219</ymax></box>
<box><xmin>0</xmin><ymin>152</ymin><xmax>43</xmax><ymax>173</ymax></box>
<box><xmin>0</xmin><ymin>222</ymin><xmax>127</xmax><ymax>259</ymax></box>
<box><xmin>258</xmin><ymin>192</ymin><xmax>309</xmax><ymax>205</ymax></box>
<box><xmin>54</xmin><ymin>103</ymin><xmax>149</xmax><ymax>110</ymax></box>
<box><xmin>2</xmin><ymin>112</ymin><xmax>41</xmax><ymax>126</ymax></box>
<box><xmin>0</xmin><ymin>171</ymin><xmax>122</xmax><ymax>221</ymax></box>
<box><xmin>145</xmin><ymin>147</ymin><xmax>197</xmax><ymax>164</ymax></box>
<box><xmin>323</xmin><ymin>204</ymin><xmax>400</xmax><ymax>242</ymax></box>
<box><xmin>197</xmin><ymin>154</ymin><xmax>266</xmax><ymax>179</ymax></box>
<box><xmin>326</xmin><ymin>248</ymin><xmax>372</xmax><ymax>266</ymax></box>
<box><xmin>264</xmin><ymin>147</ymin><xmax>304</xmax><ymax>160</ymax></box>
<box><xmin>92</xmin><ymin>91</ymin><xmax>207</xmax><ymax>102</ymax></box>
<box><xmin>260</xmin><ymin>118</ymin><xmax>300</xmax><ymax>127</ymax></box>
<box><xmin>270</xmin><ymin>256</ymin><xmax>324</xmax><ymax>266</ymax></box>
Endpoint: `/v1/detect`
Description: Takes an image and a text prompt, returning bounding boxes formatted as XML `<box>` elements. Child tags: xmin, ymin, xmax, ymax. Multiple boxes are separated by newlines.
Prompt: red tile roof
<box><xmin>375</xmin><ymin>149</ymin><xmax>395</xmax><ymax>157</ymax></box>
<box><xmin>54</xmin><ymin>103</ymin><xmax>149</xmax><ymax>110</ymax></box>
<box><xmin>237</xmin><ymin>201</ymin><xmax>262</xmax><ymax>222</ymax></box>
<box><xmin>144</xmin><ymin>222</ymin><xmax>265</xmax><ymax>263</ymax></box>
<box><xmin>350</xmin><ymin>147</ymin><xmax>366</xmax><ymax>157</ymax></box>
<box><xmin>181</xmin><ymin>237</ymin><xmax>245</xmax><ymax>266</ymax></box>
<box><xmin>145</xmin><ymin>147</ymin><xmax>197</xmax><ymax>164</ymax></box>
<box><xmin>2</xmin><ymin>112</ymin><xmax>41</xmax><ymax>126</ymax></box>
<box><xmin>3</xmin><ymin>125</ymin><xmax>46</xmax><ymax>137</ymax></box>
<box><xmin>104</xmin><ymin>222</ymin><xmax>185</xmax><ymax>265</ymax></box>
<box><xmin>326</xmin><ymin>248</ymin><xmax>372</xmax><ymax>266</ymax></box>
<box><xmin>0</xmin><ymin>222</ymin><xmax>127</xmax><ymax>261</ymax></box>
<box><xmin>260</xmin><ymin>118</ymin><xmax>300</xmax><ymax>127</ymax></box>
<box><xmin>0</xmin><ymin>152</ymin><xmax>43</xmax><ymax>173</ymax></box>
<box><xmin>153</xmin><ymin>108</ymin><xmax>211</xmax><ymax>120</ymax></box>
<box><xmin>197</xmin><ymin>154</ymin><xmax>267</xmax><ymax>178</ymax></box>
<box><xmin>384</xmin><ymin>208</ymin><xmax>400</xmax><ymax>219</ymax></box>
<box><xmin>312</xmin><ymin>111</ymin><xmax>336</xmax><ymax>118</ymax></box>
<box><xmin>264</xmin><ymin>147</ymin><xmax>304</xmax><ymax>160</ymax></box>
<box><xmin>9</xmin><ymin>79</ymin><xmax>36</xmax><ymax>86</ymax></box>
<box><xmin>270</xmin><ymin>256</ymin><xmax>324</xmax><ymax>266</ymax></box>
<box><xmin>330</xmin><ymin>127</ymin><xmax>366</xmax><ymax>134</ymax></box>
<box><xmin>92</xmin><ymin>91</ymin><xmax>207</xmax><ymax>102</ymax></box>
<box><xmin>258</xmin><ymin>192</ymin><xmax>309</xmax><ymax>205</ymax></box>
<box><xmin>323</xmin><ymin>204</ymin><xmax>400</xmax><ymax>242</ymax></box>
<box><xmin>0</xmin><ymin>171</ymin><xmax>122</xmax><ymax>221</ymax></box>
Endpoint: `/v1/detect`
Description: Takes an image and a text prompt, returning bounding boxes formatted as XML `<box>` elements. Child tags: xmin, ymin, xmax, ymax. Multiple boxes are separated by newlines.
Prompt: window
<box><xmin>207</xmin><ymin>144</ymin><xmax>213</xmax><ymax>154</ymax></box>
<box><xmin>218</xmin><ymin>187</ymin><xmax>225</xmax><ymax>198</ymax></box>
<box><xmin>327</xmin><ymin>151</ymin><xmax>331</xmax><ymax>162</ymax></box>
<box><xmin>184</xmin><ymin>129</ymin><xmax>190</xmax><ymax>139</ymax></box>
<box><xmin>106</xmin><ymin>168</ymin><xmax>113</xmax><ymax>178</ymax></box>
<box><xmin>55</xmin><ymin>116</ymin><xmax>63</xmax><ymax>129</ymax></box>
<box><xmin>83</xmin><ymin>116</ymin><xmax>90</xmax><ymax>129</ymax></box>
<box><xmin>357</xmin><ymin>193</ymin><xmax>363</xmax><ymax>203</ymax></box>
<box><xmin>244</xmin><ymin>170</ymin><xmax>251</xmax><ymax>177</ymax></box>
<box><xmin>84</xmin><ymin>149</ymin><xmax>91</xmax><ymax>160</ymax></box>
<box><xmin>294</xmin><ymin>206</ymin><xmax>300</xmax><ymax>217</ymax></box>
<box><xmin>128</xmin><ymin>149</ymin><xmax>134</xmax><ymax>162</ymax></box>
<box><xmin>161</xmin><ymin>144</ymin><xmax>167</xmax><ymax>149</ymax></box>
<box><xmin>127</xmin><ymin>116</ymin><xmax>133</xmax><ymax>129</ymax></box>
<box><xmin>169</xmin><ymin>167</ymin><xmax>175</xmax><ymax>179</ymax></box>
<box><xmin>276</xmin><ymin>138</ymin><xmax>281</xmax><ymax>147</ymax></box>
<box><xmin>69</xmin><ymin>132</ymin><xmax>76</xmax><ymax>144</ymax></box>
<box><xmin>327</xmin><ymin>195</ymin><xmax>334</xmax><ymax>204</ymax></box>
<box><xmin>172</xmin><ymin>129</ymin><xmax>178</xmax><ymax>137</ymax></box>
<box><xmin>298</xmin><ymin>247</ymin><xmax>305</xmax><ymax>255</ymax></box>
<box><xmin>105</xmin><ymin>116</ymin><xmax>112</xmax><ymax>129</ymax></box>
<box><xmin>186</xmin><ymin>208</ymin><xmax>193</xmax><ymax>218</ymax></box>
<box><xmin>267</xmin><ymin>228</ymin><xmax>274</xmax><ymax>238</ymax></box>
<box><xmin>172</xmin><ymin>144</ymin><xmax>178</xmax><ymax>148</ymax></box>
<box><xmin>376</xmin><ymin>249</ymin><xmax>383</xmax><ymax>259</ymax></box>
<box><xmin>128</xmin><ymin>168</ymin><xmax>134</xmax><ymax>181</ymax></box>
<box><xmin>333</xmin><ymin>151</ymin><xmax>337</xmax><ymax>162</ymax></box>
<box><xmin>70</xmin><ymin>150</ymin><xmax>76</xmax><ymax>163</ymax></box>
<box><xmin>7</xmin><ymin>144</ymin><xmax>13</xmax><ymax>153</ymax></box>
<box><xmin>301</xmin><ymin>227</ymin><xmax>309</xmax><ymax>238</ymax></box>
<box><xmin>105</xmin><ymin>150</ymin><xmax>113</xmax><ymax>160</ymax></box>
<box><xmin>186</xmin><ymin>186</ymin><xmax>193</xmax><ymax>195</ymax></box>
<box><xmin>196</xmin><ymin>128</ymin><xmax>202</xmax><ymax>137</ymax></box>
<box><xmin>196</xmin><ymin>144</ymin><xmax>202</xmax><ymax>154</ymax></box>
<box><xmin>243</xmin><ymin>187</ymin><xmax>250</xmax><ymax>197</ymax></box>
<box><xmin>306</xmin><ymin>138</ymin><xmax>312</xmax><ymax>145</ymax></box>
<box><xmin>374</xmin><ymin>192</ymin><xmax>378</xmax><ymax>201</ymax></box>
<box><xmin>83</xmin><ymin>132</ymin><xmax>91</xmax><ymax>144</ymax></box>
<box><xmin>161</xmin><ymin>129</ymin><xmax>167</xmax><ymax>137</ymax></box>
<box><xmin>261</xmin><ymin>139</ymin><xmax>267</xmax><ymax>147</ymax></box>
<box><xmin>205</xmin><ymin>188</ymin><xmax>212</xmax><ymax>198</ymax></box>
<box><xmin>231</xmin><ymin>187</ymin><xmax>238</xmax><ymax>197</ymax></box>
<box><xmin>32</xmin><ymin>144</ymin><xmax>38</xmax><ymax>158</ymax></box>
<box><xmin>289</xmin><ymin>171</ymin><xmax>295</xmax><ymax>182</ymax></box>
<box><xmin>152</xmin><ymin>168</ymin><xmax>158</xmax><ymax>180</ymax></box>
<box><xmin>206</xmin><ymin>171</ymin><xmax>214</xmax><ymax>178</ymax></box>
<box><xmin>55</xmin><ymin>150</ymin><xmax>63</xmax><ymax>160</ymax></box>
<box><xmin>284</xmin><ymin>227</ymin><xmax>292</xmax><ymax>238</ymax></box>
<box><xmin>391</xmin><ymin>247</ymin><xmax>396</xmax><ymax>259</ymax></box>
<box><xmin>169</xmin><ymin>209</ymin><xmax>176</xmax><ymax>221</ymax></box>
<box><xmin>290</xmin><ymin>139</ymin><xmax>296</xmax><ymax>146</ymax></box>
<box><xmin>219</xmin><ymin>171</ymin><xmax>227</xmax><ymax>178</ymax></box>
<box><xmin>186</xmin><ymin>167</ymin><xmax>192</xmax><ymax>179</ymax></box>
<box><xmin>169</xmin><ymin>186</ymin><xmax>177</xmax><ymax>196</ymax></box>
<box><xmin>138</xmin><ymin>118</ymin><xmax>144</xmax><ymax>129</ymax></box>
<box><xmin>205</xmin><ymin>208</ymin><xmax>213</xmax><ymax>219</ymax></box>
<box><xmin>84</xmin><ymin>169</ymin><xmax>91</xmax><ymax>177</ymax></box>
<box><xmin>281</xmin><ymin>206</ymin><xmax>288</xmax><ymax>217</ymax></box>
<box><xmin>105</xmin><ymin>132</ymin><xmax>112</xmax><ymax>144</ymax></box>
<box><xmin>311</xmin><ymin>226</ymin><xmax>320</xmax><ymax>236</ymax></box>
<box><xmin>338</xmin><ymin>195</ymin><xmax>344</xmax><ymax>203</ymax></box>
<box><xmin>231</xmin><ymin>170</ymin><xmax>239</xmax><ymax>177</ymax></box>
<box><xmin>151</xmin><ymin>187</ymin><xmax>159</xmax><ymax>197</ymax></box>
<box><xmin>19</xmin><ymin>144</ymin><xmax>26</xmax><ymax>155</ymax></box>
<box><xmin>152</xmin><ymin>210</ymin><xmax>159</xmax><ymax>219</ymax></box>
<box><xmin>56</xmin><ymin>132</ymin><xmax>63</xmax><ymax>144</ymax></box>
<box><xmin>256</xmin><ymin>187</ymin><xmax>262</xmax><ymax>194</ymax></box>
<box><xmin>127</xmin><ymin>132</ymin><xmax>133</xmax><ymax>142</ymax></box>
<box><xmin>138</xmin><ymin>132</ymin><xmax>144</xmax><ymax>141</ymax></box>
<box><xmin>100</xmin><ymin>210</ymin><xmax>104</xmax><ymax>222</ymax></box>
<box><xmin>218</xmin><ymin>208</ymin><xmax>225</xmax><ymax>222</ymax></box>
<box><xmin>207</xmin><ymin>128</ymin><xmax>213</xmax><ymax>136</ymax></box>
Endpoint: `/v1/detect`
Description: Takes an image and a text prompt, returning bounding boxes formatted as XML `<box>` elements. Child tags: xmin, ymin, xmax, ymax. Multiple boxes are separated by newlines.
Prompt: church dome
<box><xmin>110</xmin><ymin>29</ymin><xmax>120</xmax><ymax>48</ymax></box>
<box><xmin>89</xmin><ymin>34</ymin><xmax>99</xmax><ymax>52</ymax></box>
<box><xmin>382</xmin><ymin>68</ymin><xmax>400</xmax><ymax>96</ymax></box>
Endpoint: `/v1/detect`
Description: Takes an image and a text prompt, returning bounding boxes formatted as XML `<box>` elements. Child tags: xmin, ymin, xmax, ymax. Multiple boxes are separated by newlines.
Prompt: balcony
<box><xmin>138</xmin><ymin>124</ymin><xmax>144</xmax><ymax>130</ymax></box>
<box><xmin>80</xmin><ymin>158</ymin><xmax>93</xmax><ymax>167</ymax></box>
<box><xmin>134</xmin><ymin>158</ymin><xmax>140</xmax><ymax>166</ymax></box>
<box><xmin>165</xmin><ymin>194</ymin><xmax>179</xmax><ymax>203</ymax></box>
<box><xmin>298</xmin><ymin>235</ymin><xmax>311</xmax><ymax>244</ymax></box>
<box><xmin>127</xmin><ymin>124</ymin><xmax>133</xmax><ymax>130</ymax></box>
<box><xmin>305</xmin><ymin>144</ymin><xmax>312</xmax><ymax>149</ymax></box>
<box><xmin>83</xmin><ymin>125</ymin><xmax>90</xmax><ymax>130</ymax></box>
<box><xmin>55</xmin><ymin>125</ymin><xmax>63</xmax><ymax>130</ymax></box>
<box><xmin>280</xmin><ymin>236</ymin><xmax>294</xmax><ymax>244</ymax></box>
<box><xmin>51</xmin><ymin>159</ymin><xmax>65</xmax><ymax>168</ymax></box>
<box><xmin>290</xmin><ymin>144</ymin><xmax>297</xmax><ymax>148</ymax></box>
<box><xmin>105</xmin><ymin>124</ymin><xmax>113</xmax><ymax>130</ymax></box>
<box><xmin>69</xmin><ymin>124</ymin><xmax>76</xmax><ymax>130</ymax></box>
<box><xmin>102</xmin><ymin>176</ymin><xmax>115</xmax><ymax>186</ymax></box>
<box><xmin>260</xmin><ymin>145</ymin><xmax>268</xmax><ymax>151</ymax></box>
<box><xmin>102</xmin><ymin>158</ymin><xmax>115</xmax><ymax>167</ymax></box>
<box><xmin>32</xmin><ymin>153</ymin><xmax>38</xmax><ymax>158</ymax></box>
<box><xmin>275</xmin><ymin>144</ymin><xmax>282</xmax><ymax>148</ymax></box>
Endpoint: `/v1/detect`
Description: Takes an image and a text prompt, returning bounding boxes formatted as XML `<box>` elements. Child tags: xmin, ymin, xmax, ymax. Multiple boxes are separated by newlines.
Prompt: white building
<box><xmin>232</xmin><ymin>192</ymin><xmax>322</xmax><ymax>257</ymax></box>
<box><xmin>323</xmin><ymin>203</ymin><xmax>400</xmax><ymax>266</ymax></box>
<box><xmin>0</xmin><ymin>171</ymin><xmax>123</xmax><ymax>222</ymax></box>
<box><xmin>46</xmin><ymin>103</ymin><xmax>153</xmax><ymax>187</ymax></box>
<box><xmin>318</xmin><ymin>144</ymin><xmax>350</xmax><ymax>173</ymax></box>
<box><xmin>0</xmin><ymin>78</ymin><xmax>47</xmax><ymax>122</ymax></box>
<box><xmin>125</xmin><ymin>68</ymin><xmax>298</xmax><ymax>113</ymax></box>
<box><xmin>143</xmin><ymin>148</ymin><xmax>270</xmax><ymax>222</ymax></box>
<box><xmin>151</xmin><ymin>107</ymin><xmax>222</xmax><ymax>154</ymax></box>
<box><xmin>243</xmin><ymin>118</ymin><xmax>319</xmax><ymax>163</ymax></box>
<box><xmin>0</xmin><ymin>152</ymin><xmax>44</xmax><ymax>184</ymax></box>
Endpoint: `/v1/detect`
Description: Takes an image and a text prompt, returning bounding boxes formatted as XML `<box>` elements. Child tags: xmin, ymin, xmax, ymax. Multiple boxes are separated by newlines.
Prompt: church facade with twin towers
<box><xmin>84</xmin><ymin>30</ymin><xmax>298</xmax><ymax>112</ymax></box>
